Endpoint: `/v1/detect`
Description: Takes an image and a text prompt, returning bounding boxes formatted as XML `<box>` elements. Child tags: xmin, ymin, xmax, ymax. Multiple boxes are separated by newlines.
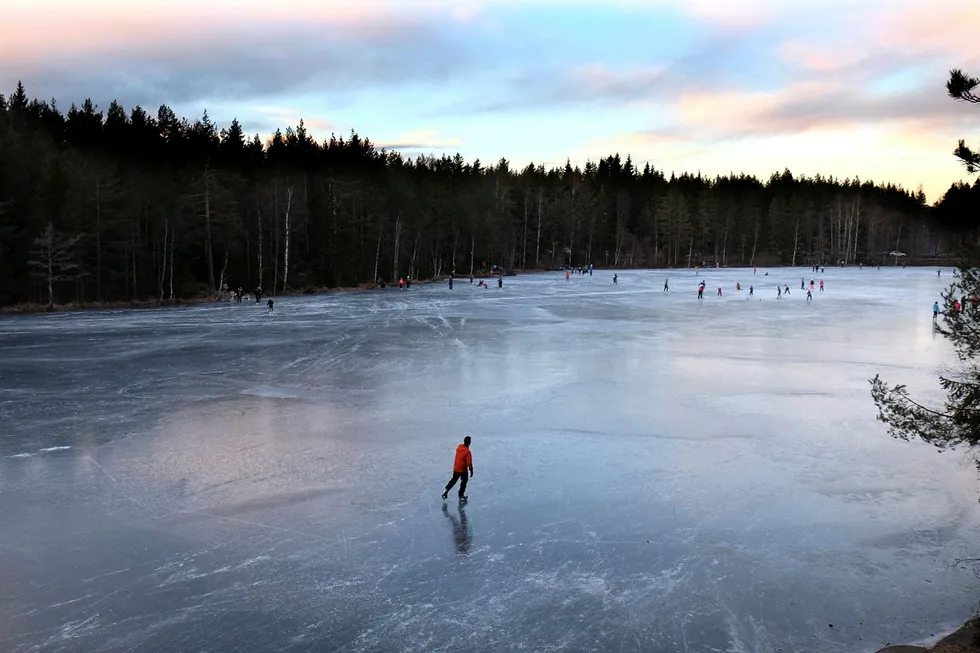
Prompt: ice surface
<box><xmin>1</xmin><ymin>267</ymin><xmax>978</xmax><ymax>652</ymax></box>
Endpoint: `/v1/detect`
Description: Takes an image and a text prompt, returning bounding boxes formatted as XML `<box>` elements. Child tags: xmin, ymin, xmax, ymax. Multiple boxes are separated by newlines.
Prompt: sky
<box><xmin>1</xmin><ymin>0</ymin><xmax>977</xmax><ymax>202</ymax></box>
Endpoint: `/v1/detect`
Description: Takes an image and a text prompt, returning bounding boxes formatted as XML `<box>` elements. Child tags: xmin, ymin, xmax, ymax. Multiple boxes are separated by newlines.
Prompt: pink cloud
<box><xmin>0</xmin><ymin>1</ymin><xmax>457</xmax><ymax>61</ymax></box>
<box><xmin>877</xmin><ymin>2</ymin><xmax>980</xmax><ymax>61</ymax></box>
<box><xmin>777</xmin><ymin>40</ymin><xmax>861</xmax><ymax>73</ymax></box>
<box><xmin>375</xmin><ymin>129</ymin><xmax>463</xmax><ymax>150</ymax></box>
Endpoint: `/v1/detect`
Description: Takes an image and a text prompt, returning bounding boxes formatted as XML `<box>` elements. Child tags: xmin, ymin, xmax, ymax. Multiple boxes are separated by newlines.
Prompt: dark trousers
<box><xmin>445</xmin><ymin>471</ymin><xmax>468</xmax><ymax>497</ymax></box>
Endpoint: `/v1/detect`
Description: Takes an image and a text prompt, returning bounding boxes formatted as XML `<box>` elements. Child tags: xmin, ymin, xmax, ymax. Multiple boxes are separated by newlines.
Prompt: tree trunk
<box><xmin>132</xmin><ymin>222</ymin><xmax>138</xmax><ymax>301</ymax></box>
<box><xmin>392</xmin><ymin>213</ymin><xmax>402</xmax><ymax>283</ymax></box>
<box><xmin>95</xmin><ymin>180</ymin><xmax>102</xmax><ymax>301</ymax></box>
<box><xmin>373</xmin><ymin>227</ymin><xmax>383</xmax><ymax>283</ymax></box>
<box><xmin>46</xmin><ymin>247</ymin><xmax>53</xmax><ymax>308</ymax></box>
<box><xmin>169</xmin><ymin>227</ymin><xmax>175</xmax><ymax>299</ymax></box>
<box><xmin>283</xmin><ymin>185</ymin><xmax>294</xmax><ymax>291</ymax></box>
<box><xmin>722</xmin><ymin>212</ymin><xmax>730</xmax><ymax>266</ymax></box>
<box><xmin>159</xmin><ymin>217</ymin><xmax>168</xmax><ymax>301</ymax></box>
<box><xmin>257</xmin><ymin>202</ymin><xmax>263</xmax><ymax>291</ymax></box>
<box><xmin>409</xmin><ymin>230</ymin><xmax>420</xmax><ymax>280</ymax></box>
<box><xmin>218</xmin><ymin>238</ymin><xmax>231</xmax><ymax>295</ymax></box>
<box><xmin>469</xmin><ymin>232</ymin><xmax>475</xmax><ymax>276</ymax></box>
<box><xmin>536</xmin><ymin>190</ymin><xmax>543</xmax><ymax>266</ymax></box>
<box><xmin>791</xmin><ymin>216</ymin><xmax>800</xmax><ymax>267</ymax></box>
<box><xmin>522</xmin><ymin>196</ymin><xmax>529</xmax><ymax>269</ymax></box>
<box><xmin>749</xmin><ymin>214</ymin><xmax>760</xmax><ymax>266</ymax></box>
<box><xmin>204</xmin><ymin>169</ymin><xmax>215</xmax><ymax>293</ymax></box>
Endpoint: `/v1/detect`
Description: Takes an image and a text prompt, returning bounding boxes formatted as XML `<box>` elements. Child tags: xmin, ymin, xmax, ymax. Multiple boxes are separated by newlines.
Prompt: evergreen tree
<box><xmin>870</xmin><ymin>69</ymin><xmax>980</xmax><ymax>470</ymax></box>
<box><xmin>0</xmin><ymin>82</ymin><xmax>974</xmax><ymax>309</ymax></box>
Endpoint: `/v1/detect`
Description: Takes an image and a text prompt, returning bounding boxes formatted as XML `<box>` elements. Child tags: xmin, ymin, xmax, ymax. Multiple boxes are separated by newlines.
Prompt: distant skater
<box><xmin>697</xmin><ymin>284</ymin><xmax>704</xmax><ymax>300</ymax></box>
<box><xmin>613</xmin><ymin>273</ymin><xmax>618</xmax><ymax>285</ymax></box>
<box><xmin>819</xmin><ymin>280</ymin><xmax>824</xmax><ymax>291</ymax></box>
<box><xmin>933</xmin><ymin>301</ymin><xmax>940</xmax><ymax>321</ymax></box>
<box><xmin>749</xmin><ymin>285</ymin><xmax>753</xmax><ymax>297</ymax></box>
<box><xmin>498</xmin><ymin>277</ymin><xmax>503</xmax><ymax>288</ymax></box>
<box><xmin>783</xmin><ymin>285</ymin><xmax>790</xmax><ymax>295</ymax></box>
<box><xmin>442</xmin><ymin>436</ymin><xmax>474</xmax><ymax>502</ymax></box>
<box><xmin>566</xmin><ymin>270</ymin><xmax>571</xmax><ymax>282</ymax></box>
<box><xmin>777</xmin><ymin>286</ymin><xmax>782</xmax><ymax>299</ymax></box>
<box><xmin>399</xmin><ymin>277</ymin><xmax>405</xmax><ymax>289</ymax></box>
<box><xmin>801</xmin><ymin>277</ymin><xmax>805</xmax><ymax>290</ymax></box>
<box><xmin>449</xmin><ymin>278</ymin><xmax>453</xmax><ymax>290</ymax></box>
<box><xmin>806</xmin><ymin>289</ymin><xmax>812</xmax><ymax>302</ymax></box>
<box><xmin>664</xmin><ymin>278</ymin><xmax>669</xmax><ymax>291</ymax></box>
<box><xmin>938</xmin><ymin>269</ymin><xmax>941</xmax><ymax>278</ymax></box>
<box><xmin>717</xmin><ymin>287</ymin><xmax>723</xmax><ymax>297</ymax></box>
<box><xmin>267</xmin><ymin>298</ymin><xmax>274</xmax><ymax>313</ymax></box>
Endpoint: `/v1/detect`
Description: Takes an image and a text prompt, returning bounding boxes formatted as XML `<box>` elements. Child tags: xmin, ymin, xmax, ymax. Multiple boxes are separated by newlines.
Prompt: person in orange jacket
<box><xmin>442</xmin><ymin>436</ymin><xmax>473</xmax><ymax>501</ymax></box>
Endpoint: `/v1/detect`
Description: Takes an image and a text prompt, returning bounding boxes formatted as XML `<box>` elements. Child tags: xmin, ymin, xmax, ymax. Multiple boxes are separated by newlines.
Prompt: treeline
<box><xmin>0</xmin><ymin>81</ymin><xmax>975</xmax><ymax>307</ymax></box>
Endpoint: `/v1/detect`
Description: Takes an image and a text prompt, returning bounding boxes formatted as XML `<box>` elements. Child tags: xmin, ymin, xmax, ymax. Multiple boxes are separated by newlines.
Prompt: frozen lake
<box><xmin>1</xmin><ymin>266</ymin><xmax>978</xmax><ymax>652</ymax></box>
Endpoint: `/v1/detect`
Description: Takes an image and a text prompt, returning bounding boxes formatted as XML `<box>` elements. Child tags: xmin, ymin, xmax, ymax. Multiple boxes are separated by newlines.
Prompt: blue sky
<box><xmin>1</xmin><ymin>0</ymin><xmax>977</xmax><ymax>201</ymax></box>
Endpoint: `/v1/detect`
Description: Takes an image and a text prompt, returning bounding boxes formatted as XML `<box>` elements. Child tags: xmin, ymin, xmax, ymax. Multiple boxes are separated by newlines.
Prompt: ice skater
<box><xmin>613</xmin><ymin>273</ymin><xmax>618</xmax><ymax>285</ymax></box>
<box><xmin>801</xmin><ymin>277</ymin><xmax>805</xmax><ymax>290</ymax></box>
<box><xmin>697</xmin><ymin>284</ymin><xmax>704</xmax><ymax>300</ymax></box>
<box><xmin>717</xmin><ymin>287</ymin><xmax>723</xmax><ymax>297</ymax></box>
<box><xmin>806</xmin><ymin>289</ymin><xmax>813</xmax><ymax>302</ymax></box>
<box><xmin>819</xmin><ymin>280</ymin><xmax>824</xmax><ymax>291</ymax></box>
<box><xmin>449</xmin><ymin>277</ymin><xmax>453</xmax><ymax>290</ymax></box>
<box><xmin>749</xmin><ymin>285</ymin><xmax>753</xmax><ymax>297</ymax></box>
<box><xmin>442</xmin><ymin>436</ymin><xmax>474</xmax><ymax>502</ymax></box>
<box><xmin>267</xmin><ymin>298</ymin><xmax>274</xmax><ymax>312</ymax></box>
<box><xmin>777</xmin><ymin>286</ymin><xmax>782</xmax><ymax>299</ymax></box>
<box><xmin>664</xmin><ymin>278</ymin><xmax>669</xmax><ymax>291</ymax></box>
<box><xmin>498</xmin><ymin>277</ymin><xmax>503</xmax><ymax>288</ymax></box>
<box><xmin>933</xmin><ymin>301</ymin><xmax>940</xmax><ymax>321</ymax></box>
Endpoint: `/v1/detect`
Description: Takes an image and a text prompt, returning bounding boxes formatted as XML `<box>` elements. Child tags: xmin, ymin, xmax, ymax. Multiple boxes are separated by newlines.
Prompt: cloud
<box><xmin>450</xmin><ymin>26</ymin><xmax>769</xmax><ymax>115</ymax></box>
<box><xmin>244</xmin><ymin>107</ymin><xmax>334</xmax><ymax>142</ymax></box>
<box><xmin>0</xmin><ymin>2</ymin><xmax>479</xmax><ymax>111</ymax></box>
<box><xmin>375</xmin><ymin>130</ymin><xmax>463</xmax><ymax>150</ymax></box>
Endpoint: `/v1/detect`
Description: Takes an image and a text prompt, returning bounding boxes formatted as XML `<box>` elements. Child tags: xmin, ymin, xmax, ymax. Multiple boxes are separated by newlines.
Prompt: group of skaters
<box><xmin>565</xmin><ymin>264</ymin><xmax>594</xmax><ymax>281</ymax></box>
<box><xmin>223</xmin><ymin>285</ymin><xmax>274</xmax><ymax>312</ymax></box>
<box><xmin>447</xmin><ymin>274</ymin><xmax>503</xmax><ymax>290</ymax></box>
<box><xmin>933</xmin><ymin>294</ymin><xmax>979</xmax><ymax>321</ymax></box>
<box><xmin>690</xmin><ymin>275</ymin><xmax>825</xmax><ymax>301</ymax></box>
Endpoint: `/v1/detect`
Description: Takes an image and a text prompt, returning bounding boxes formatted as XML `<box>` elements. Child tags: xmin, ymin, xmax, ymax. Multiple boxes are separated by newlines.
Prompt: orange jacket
<box><xmin>453</xmin><ymin>444</ymin><xmax>473</xmax><ymax>473</ymax></box>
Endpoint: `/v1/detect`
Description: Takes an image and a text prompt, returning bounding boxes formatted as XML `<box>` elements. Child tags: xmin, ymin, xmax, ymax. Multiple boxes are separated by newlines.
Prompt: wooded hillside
<box><xmin>1</xmin><ymin>81</ymin><xmax>976</xmax><ymax>307</ymax></box>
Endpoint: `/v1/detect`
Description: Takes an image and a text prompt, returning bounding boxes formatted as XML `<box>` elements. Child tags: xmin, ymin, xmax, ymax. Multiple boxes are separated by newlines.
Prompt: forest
<box><xmin>1</xmin><ymin>80</ymin><xmax>978</xmax><ymax>308</ymax></box>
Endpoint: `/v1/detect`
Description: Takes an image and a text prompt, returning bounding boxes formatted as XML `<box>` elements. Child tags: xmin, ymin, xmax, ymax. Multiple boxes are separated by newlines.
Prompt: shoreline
<box><xmin>875</xmin><ymin>617</ymin><xmax>979</xmax><ymax>652</ymax></box>
<box><xmin>0</xmin><ymin>273</ymin><xmax>486</xmax><ymax>315</ymax></box>
<box><xmin>0</xmin><ymin>262</ymin><xmax>958</xmax><ymax>315</ymax></box>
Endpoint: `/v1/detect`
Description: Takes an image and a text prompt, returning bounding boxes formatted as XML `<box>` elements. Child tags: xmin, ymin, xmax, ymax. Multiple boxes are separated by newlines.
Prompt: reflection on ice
<box><xmin>442</xmin><ymin>503</ymin><xmax>472</xmax><ymax>556</ymax></box>
<box><xmin>0</xmin><ymin>266</ymin><xmax>977</xmax><ymax>652</ymax></box>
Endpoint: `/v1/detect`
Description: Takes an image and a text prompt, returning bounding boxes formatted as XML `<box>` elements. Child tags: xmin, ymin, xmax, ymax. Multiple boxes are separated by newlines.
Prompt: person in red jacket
<box><xmin>442</xmin><ymin>436</ymin><xmax>473</xmax><ymax>501</ymax></box>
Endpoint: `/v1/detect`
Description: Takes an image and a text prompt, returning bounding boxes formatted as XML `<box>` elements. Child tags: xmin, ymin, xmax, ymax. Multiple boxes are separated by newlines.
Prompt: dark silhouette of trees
<box><xmin>947</xmin><ymin>69</ymin><xmax>980</xmax><ymax>173</ymax></box>
<box><xmin>0</xmin><ymin>81</ymin><xmax>975</xmax><ymax>308</ymax></box>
